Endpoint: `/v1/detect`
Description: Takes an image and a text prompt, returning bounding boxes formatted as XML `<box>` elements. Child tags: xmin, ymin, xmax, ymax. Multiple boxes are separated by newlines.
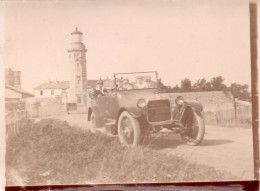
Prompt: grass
<box><xmin>6</xmin><ymin>119</ymin><xmax>236</xmax><ymax>186</ymax></box>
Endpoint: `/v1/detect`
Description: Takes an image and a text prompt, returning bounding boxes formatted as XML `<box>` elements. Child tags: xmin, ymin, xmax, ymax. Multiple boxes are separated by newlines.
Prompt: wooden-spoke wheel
<box><xmin>118</xmin><ymin>111</ymin><xmax>141</xmax><ymax>148</ymax></box>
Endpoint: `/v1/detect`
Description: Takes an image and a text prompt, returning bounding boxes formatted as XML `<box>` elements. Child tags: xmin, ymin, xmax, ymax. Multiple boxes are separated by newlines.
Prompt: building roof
<box><xmin>34</xmin><ymin>79</ymin><xmax>114</xmax><ymax>90</ymax></box>
<box><xmin>5</xmin><ymin>85</ymin><xmax>34</xmax><ymax>97</ymax></box>
<box><xmin>71</xmin><ymin>27</ymin><xmax>82</xmax><ymax>35</ymax></box>
<box><xmin>34</xmin><ymin>81</ymin><xmax>70</xmax><ymax>90</ymax></box>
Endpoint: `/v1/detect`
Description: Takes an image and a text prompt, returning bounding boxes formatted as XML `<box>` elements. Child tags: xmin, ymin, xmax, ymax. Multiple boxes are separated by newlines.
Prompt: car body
<box><xmin>88</xmin><ymin>71</ymin><xmax>205</xmax><ymax>147</ymax></box>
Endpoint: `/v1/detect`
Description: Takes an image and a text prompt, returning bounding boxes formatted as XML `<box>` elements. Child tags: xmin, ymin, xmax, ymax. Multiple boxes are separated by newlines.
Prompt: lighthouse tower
<box><xmin>68</xmin><ymin>28</ymin><xmax>87</xmax><ymax>104</ymax></box>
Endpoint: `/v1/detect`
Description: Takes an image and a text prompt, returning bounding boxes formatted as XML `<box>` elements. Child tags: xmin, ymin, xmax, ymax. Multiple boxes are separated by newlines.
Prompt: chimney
<box><xmin>13</xmin><ymin>71</ymin><xmax>21</xmax><ymax>88</ymax></box>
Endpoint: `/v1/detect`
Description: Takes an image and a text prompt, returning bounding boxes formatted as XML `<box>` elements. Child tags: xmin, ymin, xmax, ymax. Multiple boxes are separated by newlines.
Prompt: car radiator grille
<box><xmin>147</xmin><ymin>100</ymin><xmax>171</xmax><ymax>122</ymax></box>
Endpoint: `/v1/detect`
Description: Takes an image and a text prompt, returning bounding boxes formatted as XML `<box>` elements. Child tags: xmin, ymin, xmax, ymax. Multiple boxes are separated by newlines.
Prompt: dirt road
<box><xmin>45</xmin><ymin>113</ymin><xmax>254</xmax><ymax>180</ymax></box>
<box><xmin>152</xmin><ymin>126</ymin><xmax>254</xmax><ymax>180</ymax></box>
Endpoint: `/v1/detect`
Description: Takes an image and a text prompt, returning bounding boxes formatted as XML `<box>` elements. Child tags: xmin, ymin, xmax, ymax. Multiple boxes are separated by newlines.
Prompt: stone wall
<box><xmin>26</xmin><ymin>96</ymin><xmax>90</xmax><ymax>117</ymax></box>
<box><xmin>26</xmin><ymin>97</ymin><xmax>67</xmax><ymax>117</ymax></box>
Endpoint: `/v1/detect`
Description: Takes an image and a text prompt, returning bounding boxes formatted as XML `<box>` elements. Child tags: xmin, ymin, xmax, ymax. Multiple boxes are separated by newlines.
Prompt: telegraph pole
<box><xmin>250</xmin><ymin>2</ymin><xmax>259</xmax><ymax>180</ymax></box>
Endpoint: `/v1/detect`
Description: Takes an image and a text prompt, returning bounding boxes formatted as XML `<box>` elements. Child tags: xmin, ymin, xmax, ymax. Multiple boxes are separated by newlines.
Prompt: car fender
<box><xmin>114</xmin><ymin>107</ymin><xmax>142</xmax><ymax>135</ymax></box>
<box><xmin>117</xmin><ymin>107</ymin><xmax>142</xmax><ymax>119</ymax></box>
<box><xmin>184</xmin><ymin>100</ymin><xmax>203</xmax><ymax>112</ymax></box>
<box><xmin>127</xmin><ymin>107</ymin><xmax>142</xmax><ymax>118</ymax></box>
<box><xmin>88</xmin><ymin>106</ymin><xmax>105</xmax><ymax>127</ymax></box>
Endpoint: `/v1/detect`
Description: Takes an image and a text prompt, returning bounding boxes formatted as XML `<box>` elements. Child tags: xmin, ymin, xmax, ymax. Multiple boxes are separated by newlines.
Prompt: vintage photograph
<box><xmin>3</xmin><ymin>0</ymin><xmax>255</xmax><ymax>186</ymax></box>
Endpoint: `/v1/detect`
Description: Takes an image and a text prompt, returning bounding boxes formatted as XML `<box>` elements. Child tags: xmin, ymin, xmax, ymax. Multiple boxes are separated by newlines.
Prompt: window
<box><xmin>51</xmin><ymin>90</ymin><xmax>54</xmax><ymax>95</ymax></box>
<box><xmin>77</xmin><ymin>76</ymin><xmax>81</xmax><ymax>84</ymax></box>
<box><xmin>40</xmin><ymin>90</ymin><xmax>43</xmax><ymax>95</ymax></box>
<box><xmin>77</xmin><ymin>96</ymin><xmax>81</xmax><ymax>104</ymax></box>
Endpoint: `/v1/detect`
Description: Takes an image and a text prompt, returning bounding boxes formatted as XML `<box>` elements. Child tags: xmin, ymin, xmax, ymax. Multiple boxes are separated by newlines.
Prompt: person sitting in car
<box><xmin>93</xmin><ymin>81</ymin><xmax>105</xmax><ymax>98</ymax></box>
<box><xmin>135</xmin><ymin>77</ymin><xmax>149</xmax><ymax>89</ymax></box>
<box><xmin>144</xmin><ymin>79</ymin><xmax>153</xmax><ymax>88</ymax></box>
<box><xmin>120</xmin><ymin>79</ymin><xmax>134</xmax><ymax>90</ymax></box>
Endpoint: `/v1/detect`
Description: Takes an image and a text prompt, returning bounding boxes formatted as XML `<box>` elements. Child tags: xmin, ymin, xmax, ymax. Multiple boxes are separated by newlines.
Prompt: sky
<box><xmin>3</xmin><ymin>0</ymin><xmax>251</xmax><ymax>92</ymax></box>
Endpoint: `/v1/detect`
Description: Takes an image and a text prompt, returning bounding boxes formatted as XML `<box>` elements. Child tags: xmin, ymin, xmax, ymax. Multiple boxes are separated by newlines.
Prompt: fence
<box><xmin>203</xmin><ymin>102</ymin><xmax>252</xmax><ymax>126</ymax></box>
<box><xmin>5</xmin><ymin>100</ymin><xmax>29</xmax><ymax>140</ymax></box>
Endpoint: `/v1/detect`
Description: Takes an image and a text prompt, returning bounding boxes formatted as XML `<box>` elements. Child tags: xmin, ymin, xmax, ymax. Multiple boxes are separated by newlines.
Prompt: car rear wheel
<box><xmin>90</xmin><ymin>112</ymin><xmax>96</xmax><ymax>128</ymax></box>
<box><xmin>180</xmin><ymin>112</ymin><xmax>205</xmax><ymax>146</ymax></box>
<box><xmin>118</xmin><ymin>111</ymin><xmax>142</xmax><ymax>148</ymax></box>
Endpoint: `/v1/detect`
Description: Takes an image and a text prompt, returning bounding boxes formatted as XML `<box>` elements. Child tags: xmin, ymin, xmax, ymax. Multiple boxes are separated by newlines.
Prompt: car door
<box><xmin>103</xmin><ymin>91</ymin><xmax>120</xmax><ymax>120</ymax></box>
<box><xmin>92</xmin><ymin>91</ymin><xmax>119</xmax><ymax>126</ymax></box>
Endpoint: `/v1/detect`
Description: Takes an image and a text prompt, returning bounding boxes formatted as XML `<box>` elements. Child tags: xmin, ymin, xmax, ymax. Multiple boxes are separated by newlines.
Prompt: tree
<box><xmin>229</xmin><ymin>83</ymin><xmax>251</xmax><ymax>101</ymax></box>
<box><xmin>193</xmin><ymin>78</ymin><xmax>207</xmax><ymax>91</ymax></box>
<box><xmin>158</xmin><ymin>78</ymin><xmax>170</xmax><ymax>93</ymax></box>
<box><xmin>211</xmin><ymin>76</ymin><xmax>227</xmax><ymax>91</ymax></box>
<box><xmin>181</xmin><ymin>78</ymin><xmax>192</xmax><ymax>92</ymax></box>
<box><xmin>204</xmin><ymin>82</ymin><xmax>214</xmax><ymax>91</ymax></box>
<box><xmin>171</xmin><ymin>85</ymin><xmax>181</xmax><ymax>92</ymax></box>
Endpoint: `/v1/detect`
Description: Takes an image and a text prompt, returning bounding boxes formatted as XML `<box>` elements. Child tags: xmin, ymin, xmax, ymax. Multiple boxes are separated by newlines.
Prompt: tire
<box><xmin>90</xmin><ymin>112</ymin><xmax>96</xmax><ymax>128</ymax></box>
<box><xmin>180</xmin><ymin>112</ymin><xmax>205</xmax><ymax>146</ymax></box>
<box><xmin>117</xmin><ymin>111</ymin><xmax>142</xmax><ymax>148</ymax></box>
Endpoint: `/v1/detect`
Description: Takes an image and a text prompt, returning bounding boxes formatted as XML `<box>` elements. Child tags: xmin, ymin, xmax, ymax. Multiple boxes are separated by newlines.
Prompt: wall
<box><xmin>34</xmin><ymin>89</ymin><xmax>64</xmax><ymax>98</ymax></box>
<box><xmin>26</xmin><ymin>97</ymin><xmax>67</xmax><ymax>117</ymax></box>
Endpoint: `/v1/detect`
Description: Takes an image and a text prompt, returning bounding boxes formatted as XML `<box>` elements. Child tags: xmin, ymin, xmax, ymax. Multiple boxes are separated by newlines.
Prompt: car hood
<box><xmin>116</xmin><ymin>89</ymin><xmax>176</xmax><ymax>108</ymax></box>
<box><xmin>116</xmin><ymin>89</ymin><xmax>203</xmax><ymax>117</ymax></box>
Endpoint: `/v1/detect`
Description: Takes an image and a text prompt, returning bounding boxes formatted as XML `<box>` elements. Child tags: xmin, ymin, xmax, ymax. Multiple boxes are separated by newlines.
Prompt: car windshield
<box><xmin>115</xmin><ymin>72</ymin><xmax>158</xmax><ymax>90</ymax></box>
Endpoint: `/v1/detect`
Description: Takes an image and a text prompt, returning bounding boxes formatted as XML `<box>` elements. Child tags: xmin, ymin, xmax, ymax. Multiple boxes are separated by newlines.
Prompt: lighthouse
<box><xmin>68</xmin><ymin>28</ymin><xmax>87</xmax><ymax>104</ymax></box>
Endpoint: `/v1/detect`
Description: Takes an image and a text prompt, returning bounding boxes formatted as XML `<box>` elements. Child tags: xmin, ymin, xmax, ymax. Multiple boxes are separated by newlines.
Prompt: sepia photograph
<box><xmin>2</xmin><ymin>0</ymin><xmax>258</xmax><ymax>187</ymax></box>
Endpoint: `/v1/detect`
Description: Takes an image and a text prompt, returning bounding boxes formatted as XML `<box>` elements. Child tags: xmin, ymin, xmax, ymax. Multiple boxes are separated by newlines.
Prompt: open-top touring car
<box><xmin>88</xmin><ymin>71</ymin><xmax>205</xmax><ymax>147</ymax></box>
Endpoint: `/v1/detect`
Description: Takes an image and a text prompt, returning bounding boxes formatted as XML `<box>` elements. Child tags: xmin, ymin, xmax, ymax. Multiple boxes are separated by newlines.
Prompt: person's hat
<box><xmin>122</xmin><ymin>79</ymin><xmax>129</xmax><ymax>83</ymax></box>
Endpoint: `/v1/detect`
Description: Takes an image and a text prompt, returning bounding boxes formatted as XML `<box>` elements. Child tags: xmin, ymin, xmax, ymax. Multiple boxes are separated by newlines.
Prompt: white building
<box><xmin>68</xmin><ymin>28</ymin><xmax>88</xmax><ymax>104</ymax></box>
<box><xmin>33</xmin><ymin>79</ymin><xmax>113</xmax><ymax>99</ymax></box>
<box><xmin>33</xmin><ymin>81</ymin><xmax>69</xmax><ymax>98</ymax></box>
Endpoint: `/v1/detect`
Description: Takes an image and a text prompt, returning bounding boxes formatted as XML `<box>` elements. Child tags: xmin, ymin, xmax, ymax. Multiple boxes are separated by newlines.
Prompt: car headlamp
<box><xmin>175</xmin><ymin>96</ymin><xmax>184</xmax><ymax>106</ymax></box>
<box><xmin>137</xmin><ymin>99</ymin><xmax>146</xmax><ymax>108</ymax></box>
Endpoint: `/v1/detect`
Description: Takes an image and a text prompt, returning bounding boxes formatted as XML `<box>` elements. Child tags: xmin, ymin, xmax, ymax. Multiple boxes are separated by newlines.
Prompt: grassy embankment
<box><xmin>6</xmin><ymin>119</ymin><xmax>236</xmax><ymax>186</ymax></box>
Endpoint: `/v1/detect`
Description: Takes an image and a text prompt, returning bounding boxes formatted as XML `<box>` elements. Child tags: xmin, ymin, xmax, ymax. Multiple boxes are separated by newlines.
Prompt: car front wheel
<box><xmin>118</xmin><ymin>111</ymin><xmax>142</xmax><ymax>148</ymax></box>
